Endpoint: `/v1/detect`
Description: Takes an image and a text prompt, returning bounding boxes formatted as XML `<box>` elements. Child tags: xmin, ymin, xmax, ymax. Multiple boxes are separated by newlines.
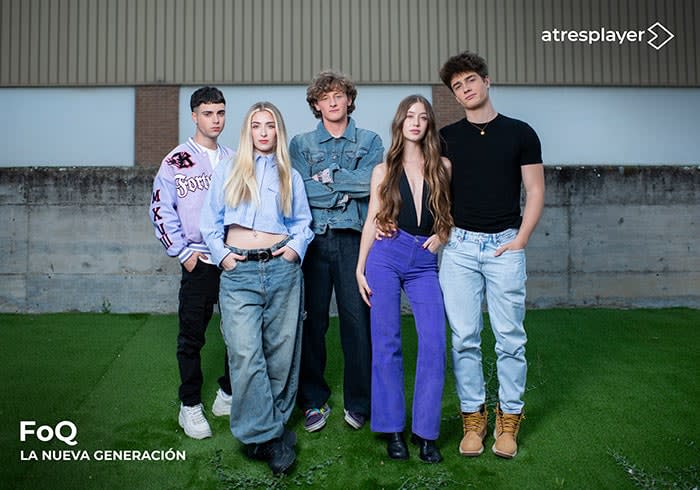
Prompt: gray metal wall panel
<box><xmin>0</xmin><ymin>0</ymin><xmax>696</xmax><ymax>86</ymax></box>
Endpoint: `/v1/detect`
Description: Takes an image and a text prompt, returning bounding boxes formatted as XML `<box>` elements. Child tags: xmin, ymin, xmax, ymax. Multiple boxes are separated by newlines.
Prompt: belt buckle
<box><xmin>258</xmin><ymin>250</ymin><xmax>271</xmax><ymax>262</ymax></box>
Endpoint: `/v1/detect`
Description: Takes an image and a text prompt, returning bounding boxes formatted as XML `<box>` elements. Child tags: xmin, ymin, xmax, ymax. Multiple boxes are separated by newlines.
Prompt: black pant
<box><xmin>297</xmin><ymin>229</ymin><xmax>371</xmax><ymax>416</ymax></box>
<box><xmin>177</xmin><ymin>260</ymin><xmax>231</xmax><ymax>406</ymax></box>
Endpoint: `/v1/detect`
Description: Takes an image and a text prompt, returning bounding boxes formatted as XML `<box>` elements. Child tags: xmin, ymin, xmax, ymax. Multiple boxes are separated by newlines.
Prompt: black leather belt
<box><xmin>244</xmin><ymin>249</ymin><xmax>274</xmax><ymax>262</ymax></box>
<box><xmin>227</xmin><ymin>236</ymin><xmax>291</xmax><ymax>262</ymax></box>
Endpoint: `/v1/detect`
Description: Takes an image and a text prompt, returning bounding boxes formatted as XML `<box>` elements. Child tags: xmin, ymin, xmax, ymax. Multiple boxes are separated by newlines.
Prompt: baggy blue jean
<box><xmin>365</xmin><ymin>229</ymin><xmax>446</xmax><ymax>440</ymax></box>
<box><xmin>219</xmin><ymin>247</ymin><xmax>303</xmax><ymax>445</ymax></box>
<box><xmin>439</xmin><ymin>227</ymin><xmax>528</xmax><ymax>414</ymax></box>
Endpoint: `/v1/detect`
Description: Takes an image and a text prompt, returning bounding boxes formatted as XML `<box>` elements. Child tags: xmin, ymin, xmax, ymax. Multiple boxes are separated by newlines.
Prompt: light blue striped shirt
<box><xmin>201</xmin><ymin>153</ymin><xmax>314</xmax><ymax>266</ymax></box>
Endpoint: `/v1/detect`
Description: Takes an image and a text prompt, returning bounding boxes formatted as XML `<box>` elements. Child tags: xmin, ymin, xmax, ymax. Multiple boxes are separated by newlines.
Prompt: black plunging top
<box><xmin>396</xmin><ymin>170</ymin><xmax>434</xmax><ymax>236</ymax></box>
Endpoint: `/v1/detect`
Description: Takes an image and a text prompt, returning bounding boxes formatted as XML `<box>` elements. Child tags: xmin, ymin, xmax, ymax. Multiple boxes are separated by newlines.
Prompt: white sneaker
<box><xmin>178</xmin><ymin>403</ymin><xmax>212</xmax><ymax>439</ymax></box>
<box><xmin>211</xmin><ymin>388</ymin><xmax>232</xmax><ymax>417</ymax></box>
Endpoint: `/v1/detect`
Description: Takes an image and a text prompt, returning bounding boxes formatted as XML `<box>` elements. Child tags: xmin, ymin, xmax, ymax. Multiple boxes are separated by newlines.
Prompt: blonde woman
<box><xmin>201</xmin><ymin>102</ymin><xmax>313</xmax><ymax>475</ymax></box>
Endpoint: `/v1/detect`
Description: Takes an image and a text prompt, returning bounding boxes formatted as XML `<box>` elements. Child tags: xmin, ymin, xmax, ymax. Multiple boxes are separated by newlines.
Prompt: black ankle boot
<box><xmin>386</xmin><ymin>432</ymin><xmax>409</xmax><ymax>460</ymax></box>
<box><xmin>410</xmin><ymin>433</ymin><xmax>443</xmax><ymax>463</ymax></box>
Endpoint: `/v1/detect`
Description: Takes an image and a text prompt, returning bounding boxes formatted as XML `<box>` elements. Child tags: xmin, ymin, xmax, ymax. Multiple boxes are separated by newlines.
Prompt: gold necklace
<box><xmin>468</xmin><ymin>119</ymin><xmax>492</xmax><ymax>136</ymax></box>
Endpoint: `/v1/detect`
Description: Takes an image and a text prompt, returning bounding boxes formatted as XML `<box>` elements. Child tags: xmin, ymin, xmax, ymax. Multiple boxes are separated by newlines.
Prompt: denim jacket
<box><xmin>289</xmin><ymin>117</ymin><xmax>384</xmax><ymax>234</ymax></box>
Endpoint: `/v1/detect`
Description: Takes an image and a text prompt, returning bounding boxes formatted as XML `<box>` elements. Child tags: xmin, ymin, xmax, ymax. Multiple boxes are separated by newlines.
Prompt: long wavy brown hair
<box><xmin>375</xmin><ymin>95</ymin><xmax>453</xmax><ymax>241</ymax></box>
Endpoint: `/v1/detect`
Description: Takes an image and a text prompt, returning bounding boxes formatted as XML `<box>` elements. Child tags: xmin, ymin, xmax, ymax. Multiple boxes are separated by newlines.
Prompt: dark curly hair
<box><xmin>305</xmin><ymin>70</ymin><xmax>357</xmax><ymax>119</ymax></box>
<box><xmin>439</xmin><ymin>52</ymin><xmax>489</xmax><ymax>91</ymax></box>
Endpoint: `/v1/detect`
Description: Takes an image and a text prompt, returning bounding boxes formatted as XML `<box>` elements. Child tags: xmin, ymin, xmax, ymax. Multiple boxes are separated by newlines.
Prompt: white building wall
<box><xmin>180</xmin><ymin>85</ymin><xmax>700</xmax><ymax>166</ymax></box>
<box><xmin>490</xmin><ymin>86</ymin><xmax>700</xmax><ymax>166</ymax></box>
<box><xmin>1</xmin><ymin>86</ymin><xmax>698</xmax><ymax>167</ymax></box>
<box><xmin>0</xmin><ymin>88</ymin><xmax>135</xmax><ymax>167</ymax></box>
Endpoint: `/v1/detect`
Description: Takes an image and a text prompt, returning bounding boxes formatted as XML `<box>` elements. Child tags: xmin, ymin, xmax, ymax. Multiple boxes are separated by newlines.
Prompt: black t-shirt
<box><xmin>440</xmin><ymin>114</ymin><xmax>542</xmax><ymax>233</ymax></box>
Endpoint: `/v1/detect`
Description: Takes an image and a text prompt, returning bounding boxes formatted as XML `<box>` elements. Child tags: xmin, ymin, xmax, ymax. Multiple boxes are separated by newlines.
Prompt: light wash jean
<box><xmin>219</xmin><ymin>249</ymin><xmax>303</xmax><ymax>444</ymax></box>
<box><xmin>439</xmin><ymin>227</ymin><xmax>527</xmax><ymax>414</ymax></box>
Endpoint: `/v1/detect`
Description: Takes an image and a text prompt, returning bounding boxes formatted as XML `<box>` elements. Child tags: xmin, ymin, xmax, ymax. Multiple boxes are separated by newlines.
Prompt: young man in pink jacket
<box><xmin>149</xmin><ymin>86</ymin><xmax>233</xmax><ymax>439</ymax></box>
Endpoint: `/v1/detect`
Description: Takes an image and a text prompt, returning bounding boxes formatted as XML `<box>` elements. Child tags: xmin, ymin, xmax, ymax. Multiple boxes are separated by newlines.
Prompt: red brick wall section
<box><xmin>432</xmin><ymin>84</ymin><xmax>465</xmax><ymax>130</ymax></box>
<box><xmin>135</xmin><ymin>86</ymin><xmax>180</xmax><ymax>166</ymax></box>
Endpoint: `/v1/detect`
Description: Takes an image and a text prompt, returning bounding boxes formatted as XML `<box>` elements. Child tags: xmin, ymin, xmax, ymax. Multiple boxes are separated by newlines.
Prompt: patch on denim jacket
<box><xmin>305</xmin><ymin>151</ymin><xmax>326</xmax><ymax>165</ymax></box>
<box><xmin>344</xmin><ymin>148</ymin><xmax>368</xmax><ymax>166</ymax></box>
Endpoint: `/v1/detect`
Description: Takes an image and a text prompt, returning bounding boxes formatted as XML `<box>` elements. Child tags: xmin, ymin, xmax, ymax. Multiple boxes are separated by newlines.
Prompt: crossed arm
<box><xmin>289</xmin><ymin>135</ymin><xmax>384</xmax><ymax>209</ymax></box>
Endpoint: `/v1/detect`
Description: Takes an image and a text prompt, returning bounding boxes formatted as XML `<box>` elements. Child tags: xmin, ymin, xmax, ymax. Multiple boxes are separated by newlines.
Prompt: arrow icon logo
<box><xmin>647</xmin><ymin>22</ymin><xmax>674</xmax><ymax>50</ymax></box>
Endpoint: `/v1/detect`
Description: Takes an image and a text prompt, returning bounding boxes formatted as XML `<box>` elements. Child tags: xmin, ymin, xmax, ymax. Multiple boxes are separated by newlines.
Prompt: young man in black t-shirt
<box><xmin>438</xmin><ymin>51</ymin><xmax>545</xmax><ymax>459</ymax></box>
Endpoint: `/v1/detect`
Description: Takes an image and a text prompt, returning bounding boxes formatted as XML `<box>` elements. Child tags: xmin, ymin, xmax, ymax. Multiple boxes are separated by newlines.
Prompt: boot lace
<box><xmin>462</xmin><ymin>411</ymin><xmax>484</xmax><ymax>433</ymax></box>
<box><xmin>499</xmin><ymin>413</ymin><xmax>523</xmax><ymax>434</ymax></box>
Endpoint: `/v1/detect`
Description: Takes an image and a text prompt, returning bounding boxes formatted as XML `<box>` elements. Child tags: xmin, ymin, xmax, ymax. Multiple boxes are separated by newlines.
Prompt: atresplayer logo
<box><xmin>541</xmin><ymin>21</ymin><xmax>675</xmax><ymax>50</ymax></box>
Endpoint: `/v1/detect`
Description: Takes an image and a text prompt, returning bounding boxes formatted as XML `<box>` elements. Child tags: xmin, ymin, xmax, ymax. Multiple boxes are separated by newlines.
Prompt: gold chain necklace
<box><xmin>468</xmin><ymin>119</ymin><xmax>492</xmax><ymax>136</ymax></box>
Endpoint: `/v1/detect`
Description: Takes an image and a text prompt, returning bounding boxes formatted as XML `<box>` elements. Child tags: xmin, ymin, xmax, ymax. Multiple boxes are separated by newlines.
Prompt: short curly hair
<box><xmin>306</xmin><ymin>70</ymin><xmax>357</xmax><ymax>119</ymax></box>
<box><xmin>439</xmin><ymin>52</ymin><xmax>489</xmax><ymax>91</ymax></box>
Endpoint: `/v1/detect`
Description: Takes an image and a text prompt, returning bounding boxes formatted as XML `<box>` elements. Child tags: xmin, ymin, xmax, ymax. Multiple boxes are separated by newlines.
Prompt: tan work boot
<box><xmin>459</xmin><ymin>405</ymin><xmax>487</xmax><ymax>456</ymax></box>
<box><xmin>492</xmin><ymin>403</ymin><xmax>523</xmax><ymax>459</ymax></box>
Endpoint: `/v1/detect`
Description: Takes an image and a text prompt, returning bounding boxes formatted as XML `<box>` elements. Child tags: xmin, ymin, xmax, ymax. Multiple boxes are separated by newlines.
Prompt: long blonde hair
<box><xmin>375</xmin><ymin>95</ymin><xmax>453</xmax><ymax>241</ymax></box>
<box><xmin>224</xmin><ymin>102</ymin><xmax>293</xmax><ymax>216</ymax></box>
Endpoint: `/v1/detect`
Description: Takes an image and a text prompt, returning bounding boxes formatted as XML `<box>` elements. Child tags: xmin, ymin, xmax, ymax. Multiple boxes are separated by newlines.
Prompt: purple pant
<box><xmin>366</xmin><ymin>229</ymin><xmax>446</xmax><ymax>440</ymax></box>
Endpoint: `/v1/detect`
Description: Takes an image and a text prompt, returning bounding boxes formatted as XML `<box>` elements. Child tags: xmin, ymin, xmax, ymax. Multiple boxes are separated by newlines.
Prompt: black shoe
<box><xmin>386</xmin><ymin>432</ymin><xmax>409</xmax><ymax>460</ymax></box>
<box><xmin>266</xmin><ymin>438</ymin><xmax>296</xmax><ymax>475</ymax></box>
<box><xmin>246</xmin><ymin>429</ymin><xmax>297</xmax><ymax>460</ymax></box>
<box><xmin>410</xmin><ymin>433</ymin><xmax>443</xmax><ymax>463</ymax></box>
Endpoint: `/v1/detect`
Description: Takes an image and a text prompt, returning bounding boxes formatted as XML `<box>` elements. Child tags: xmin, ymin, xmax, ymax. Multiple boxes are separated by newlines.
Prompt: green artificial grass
<box><xmin>1</xmin><ymin>309</ymin><xmax>699</xmax><ymax>489</ymax></box>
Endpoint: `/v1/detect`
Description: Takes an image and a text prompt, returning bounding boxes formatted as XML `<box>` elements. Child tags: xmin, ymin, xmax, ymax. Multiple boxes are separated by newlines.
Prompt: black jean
<box><xmin>297</xmin><ymin>229</ymin><xmax>371</xmax><ymax>416</ymax></box>
<box><xmin>177</xmin><ymin>260</ymin><xmax>231</xmax><ymax>406</ymax></box>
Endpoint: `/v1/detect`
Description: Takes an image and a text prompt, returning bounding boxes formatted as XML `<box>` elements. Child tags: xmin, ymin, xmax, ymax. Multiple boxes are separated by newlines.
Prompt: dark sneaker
<box><xmin>246</xmin><ymin>429</ymin><xmax>297</xmax><ymax>460</ymax></box>
<box><xmin>304</xmin><ymin>403</ymin><xmax>331</xmax><ymax>432</ymax></box>
<box><xmin>343</xmin><ymin>409</ymin><xmax>366</xmax><ymax>429</ymax></box>
<box><xmin>267</xmin><ymin>438</ymin><xmax>296</xmax><ymax>474</ymax></box>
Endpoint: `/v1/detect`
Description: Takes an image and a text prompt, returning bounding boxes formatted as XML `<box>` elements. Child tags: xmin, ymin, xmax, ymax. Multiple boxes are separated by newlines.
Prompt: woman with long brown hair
<box><xmin>356</xmin><ymin>95</ymin><xmax>452</xmax><ymax>463</ymax></box>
